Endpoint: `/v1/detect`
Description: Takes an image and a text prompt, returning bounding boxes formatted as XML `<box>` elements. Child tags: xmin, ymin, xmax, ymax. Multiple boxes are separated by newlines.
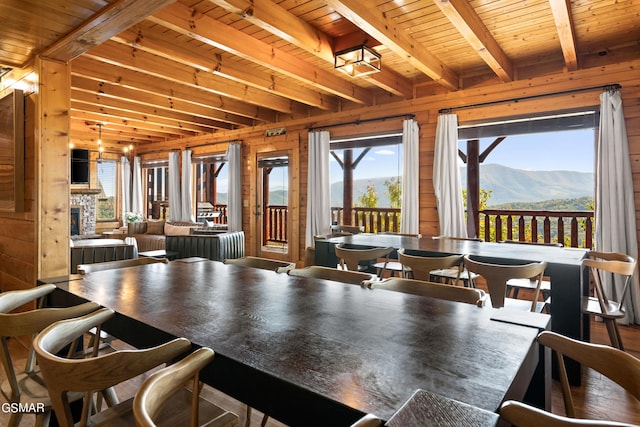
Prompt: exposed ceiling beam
<box><xmin>112</xmin><ymin>28</ymin><xmax>339</xmax><ymax>111</ymax></box>
<box><xmin>325</xmin><ymin>0</ymin><xmax>459</xmax><ymax>91</ymax></box>
<box><xmin>72</xmin><ymin>56</ymin><xmax>275</xmax><ymax>124</ymax></box>
<box><xmin>549</xmin><ymin>0</ymin><xmax>579</xmax><ymax>71</ymax></box>
<box><xmin>41</xmin><ymin>0</ymin><xmax>177</xmax><ymax>62</ymax></box>
<box><xmin>207</xmin><ymin>0</ymin><xmax>412</xmax><ymax>97</ymax></box>
<box><xmin>149</xmin><ymin>2</ymin><xmax>374</xmax><ymax>105</ymax></box>
<box><xmin>433</xmin><ymin>0</ymin><xmax>514</xmax><ymax>82</ymax></box>
<box><xmin>84</xmin><ymin>41</ymin><xmax>306</xmax><ymax>116</ymax></box>
<box><xmin>71</xmin><ymin>109</ymin><xmax>207</xmax><ymax>136</ymax></box>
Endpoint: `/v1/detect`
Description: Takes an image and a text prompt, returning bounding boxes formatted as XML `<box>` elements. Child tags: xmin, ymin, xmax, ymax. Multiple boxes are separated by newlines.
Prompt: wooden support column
<box><xmin>467</xmin><ymin>139</ymin><xmax>480</xmax><ymax>238</ymax></box>
<box><xmin>35</xmin><ymin>57</ymin><xmax>71</xmax><ymax>278</ymax></box>
<box><xmin>343</xmin><ymin>149</ymin><xmax>353</xmax><ymax>225</ymax></box>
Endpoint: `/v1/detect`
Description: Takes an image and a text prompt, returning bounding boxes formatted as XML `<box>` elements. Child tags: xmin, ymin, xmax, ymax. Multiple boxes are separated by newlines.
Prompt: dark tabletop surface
<box><xmin>48</xmin><ymin>260</ymin><xmax>546</xmax><ymax>426</ymax></box>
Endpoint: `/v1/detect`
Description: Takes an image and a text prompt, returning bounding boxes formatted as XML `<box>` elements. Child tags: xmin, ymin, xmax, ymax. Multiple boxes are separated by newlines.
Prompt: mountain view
<box><xmin>329</xmin><ymin>164</ymin><xmax>593</xmax><ymax>208</ymax></box>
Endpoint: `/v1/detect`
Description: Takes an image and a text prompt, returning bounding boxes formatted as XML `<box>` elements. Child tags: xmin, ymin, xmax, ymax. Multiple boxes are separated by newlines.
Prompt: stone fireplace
<box><xmin>70</xmin><ymin>188</ymin><xmax>101</xmax><ymax>237</ymax></box>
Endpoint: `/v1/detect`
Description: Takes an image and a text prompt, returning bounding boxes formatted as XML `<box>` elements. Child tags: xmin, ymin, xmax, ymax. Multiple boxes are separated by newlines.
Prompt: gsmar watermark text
<box><xmin>2</xmin><ymin>402</ymin><xmax>46</xmax><ymax>413</ymax></box>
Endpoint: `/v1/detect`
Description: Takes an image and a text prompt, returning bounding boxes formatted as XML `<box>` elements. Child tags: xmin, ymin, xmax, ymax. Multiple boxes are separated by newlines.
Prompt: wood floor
<box><xmin>1</xmin><ymin>320</ymin><xmax>638</xmax><ymax>427</ymax></box>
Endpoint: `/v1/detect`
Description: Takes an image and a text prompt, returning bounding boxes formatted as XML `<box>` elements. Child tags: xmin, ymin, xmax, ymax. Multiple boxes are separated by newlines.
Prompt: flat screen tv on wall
<box><xmin>71</xmin><ymin>148</ymin><xmax>89</xmax><ymax>184</ymax></box>
<box><xmin>0</xmin><ymin>88</ymin><xmax>24</xmax><ymax>212</ymax></box>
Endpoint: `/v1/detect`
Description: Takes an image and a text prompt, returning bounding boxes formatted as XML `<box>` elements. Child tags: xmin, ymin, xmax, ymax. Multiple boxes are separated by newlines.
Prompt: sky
<box><xmin>327</xmin><ymin>127</ymin><xmax>595</xmax><ymax>183</ymax></box>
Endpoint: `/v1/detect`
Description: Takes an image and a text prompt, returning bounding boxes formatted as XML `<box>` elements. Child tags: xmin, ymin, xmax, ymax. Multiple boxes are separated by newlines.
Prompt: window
<box><xmin>459</xmin><ymin>110</ymin><xmax>596</xmax><ymax>247</ymax></box>
<box><xmin>330</xmin><ymin>132</ymin><xmax>402</xmax><ymax>232</ymax></box>
<box><xmin>143</xmin><ymin>162</ymin><xmax>169</xmax><ymax>219</ymax></box>
<box><xmin>193</xmin><ymin>154</ymin><xmax>228</xmax><ymax>223</ymax></box>
<box><xmin>96</xmin><ymin>160</ymin><xmax>117</xmax><ymax>221</ymax></box>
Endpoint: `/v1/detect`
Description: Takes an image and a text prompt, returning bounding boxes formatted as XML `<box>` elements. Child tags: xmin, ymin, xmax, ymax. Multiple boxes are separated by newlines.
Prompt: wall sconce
<box><xmin>334</xmin><ymin>45</ymin><xmax>381</xmax><ymax>77</ymax></box>
<box><xmin>96</xmin><ymin>123</ymin><xmax>103</xmax><ymax>163</ymax></box>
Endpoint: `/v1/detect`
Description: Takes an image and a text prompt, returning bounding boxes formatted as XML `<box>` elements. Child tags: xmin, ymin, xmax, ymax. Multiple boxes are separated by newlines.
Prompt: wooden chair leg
<box><xmin>245</xmin><ymin>405</ymin><xmax>252</xmax><ymax>427</ymax></box>
<box><xmin>261</xmin><ymin>414</ymin><xmax>269</xmax><ymax>426</ymax></box>
<box><xmin>604</xmin><ymin>319</ymin><xmax>622</xmax><ymax>350</ymax></box>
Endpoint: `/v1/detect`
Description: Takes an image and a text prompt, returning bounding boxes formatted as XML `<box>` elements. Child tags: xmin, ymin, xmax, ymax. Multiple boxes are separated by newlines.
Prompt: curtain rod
<box><xmin>308</xmin><ymin>113</ymin><xmax>415</xmax><ymax>131</ymax></box>
<box><xmin>438</xmin><ymin>83</ymin><xmax>621</xmax><ymax>114</ymax></box>
<box><xmin>186</xmin><ymin>139</ymin><xmax>242</xmax><ymax>149</ymax></box>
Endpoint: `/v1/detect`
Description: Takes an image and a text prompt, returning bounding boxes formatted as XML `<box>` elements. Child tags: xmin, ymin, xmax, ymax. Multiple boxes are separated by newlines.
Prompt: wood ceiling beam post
<box><xmin>207</xmin><ymin>0</ymin><xmax>412</xmax><ymax>97</ymax></box>
<box><xmin>549</xmin><ymin>0</ymin><xmax>579</xmax><ymax>71</ymax></box>
<box><xmin>41</xmin><ymin>0</ymin><xmax>177</xmax><ymax>62</ymax></box>
<box><xmin>433</xmin><ymin>0</ymin><xmax>514</xmax><ymax>82</ymax></box>
<box><xmin>149</xmin><ymin>2</ymin><xmax>374</xmax><ymax>105</ymax></box>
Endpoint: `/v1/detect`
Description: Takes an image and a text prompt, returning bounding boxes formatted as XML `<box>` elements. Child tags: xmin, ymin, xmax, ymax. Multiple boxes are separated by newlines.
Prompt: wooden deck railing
<box><xmin>480</xmin><ymin>209</ymin><xmax>594</xmax><ymax>248</ymax></box>
<box><xmin>331</xmin><ymin>207</ymin><xmax>401</xmax><ymax>233</ymax></box>
<box><xmin>265</xmin><ymin>205</ymin><xmax>288</xmax><ymax>244</ymax></box>
<box><xmin>262</xmin><ymin>206</ymin><xmax>594</xmax><ymax>249</ymax></box>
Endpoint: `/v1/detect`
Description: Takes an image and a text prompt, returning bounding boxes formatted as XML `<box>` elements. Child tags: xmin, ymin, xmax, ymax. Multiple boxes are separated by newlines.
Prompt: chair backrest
<box><xmin>334</xmin><ymin>244</ymin><xmax>393</xmax><ymax>273</ymax></box>
<box><xmin>134</xmin><ymin>347</ymin><xmax>227</xmax><ymax>427</ymax></box>
<box><xmin>500</xmin><ymin>400</ymin><xmax>638</xmax><ymax>427</ymax></box>
<box><xmin>223</xmin><ymin>256</ymin><xmax>296</xmax><ymax>273</ymax></box>
<box><xmin>334</xmin><ymin>225</ymin><xmax>364</xmax><ymax>234</ymax></box>
<box><xmin>0</xmin><ymin>285</ymin><xmax>100</xmax><ymax>405</ymax></box>
<box><xmin>537</xmin><ymin>330</ymin><xmax>640</xmax><ymax>418</ymax></box>
<box><xmin>33</xmin><ymin>308</ymin><xmax>192</xmax><ymax>427</ymax></box>
<box><xmin>288</xmin><ymin>266</ymin><xmax>374</xmax><ymax>286</ymax></box>
<box><xmin>77</xmin><ymin>256</ymin><xmax>169</xmax><ymax>274</ymax></box>
<box><xmin>464</xmin><ymin>255</ymin><xmax>547</xmax><ymax>310</ymax></box>
<box><xmin>372</xmin><ymin>278</ymin><xmax>486</xmax><ymax>306</ymax></box>
<box><xmin>582</xmin><ymin>251</ymin><xmax>637</xmax><ymax>312</ymax></box>
<box><xmin>397</xmin><ymin>248</ymin><xmax>464</xmax><ymax>282</ymax></box>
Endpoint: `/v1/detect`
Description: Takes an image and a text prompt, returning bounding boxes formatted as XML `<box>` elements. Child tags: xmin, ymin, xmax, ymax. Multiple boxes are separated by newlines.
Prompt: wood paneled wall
<box><xmin>144</xmin><ymin>59</ymin><xmax>640</xmax><ymax>265</ymax></box>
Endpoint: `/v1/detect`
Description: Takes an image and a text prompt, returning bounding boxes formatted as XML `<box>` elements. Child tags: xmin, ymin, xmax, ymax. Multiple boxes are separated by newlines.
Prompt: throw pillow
<box><xmin>164</xmin><ymin>223</ymin><xmax>192</xmax><ymax>235</ymax></box>
<box><xmin>146</xmin><ymin>220</ymin><xmax>165</xmax><ymax>235</ymax></box>
<box><xmin>128</xmin><ymin>221</ymin><xmax>147</xmax><ymax>235</ymax></box>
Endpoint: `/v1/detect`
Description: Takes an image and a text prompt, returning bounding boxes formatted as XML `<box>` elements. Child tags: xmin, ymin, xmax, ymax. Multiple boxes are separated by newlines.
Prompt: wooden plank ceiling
<box><xmin>1</xmin><ymin>0</ymin><xmax>638</xmax><ymax>151</ymax></box>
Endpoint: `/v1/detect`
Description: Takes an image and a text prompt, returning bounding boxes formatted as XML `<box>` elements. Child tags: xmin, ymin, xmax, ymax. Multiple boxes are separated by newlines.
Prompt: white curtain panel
<box><xmin>131</xmin><ymin>156</ymin><xmax>144</xmax><ymax>217</ymax></box>
<box><xmin>168</xmin><ymin>151</ymin><xmax>181</xmax><ymax>222</ymax></box>
<box><xmin>401</xmin><ymin>119</ymin><xmax>420</xmax><ymax>234</ymax></box>
<box><xmin>181</xmin><ymin>149</ymin><xmax>194</xmax><ymax>222</ymax></box>
<box><xmin>595</xmin><ymin>89</ymin><xmax>639</xmax><ymax>324</ymax></box>
<box><xmin>120</xmin><ymin>156</ymin><xmax>131</xmax><ymax>223</ymax></box>
<box><xmin>305</xmin><ymin>131</ymin><xmax>331</xmax><ymax>247</ymax></box>
<box><xmin>433</xmin><ymin>114</ymin><xmax>467</xmax><ymax>238</ymax></box>
<box><xmin>227</xmin><ymin>143</ymin><xmax>242</xmax><ymax>232</ymax></box>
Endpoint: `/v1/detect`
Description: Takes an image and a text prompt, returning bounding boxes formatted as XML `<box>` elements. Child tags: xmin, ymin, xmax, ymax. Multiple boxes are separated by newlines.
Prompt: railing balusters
<box><xmin>481</xmin><ymin>209</ymin><xmax>593</xmax><ymax>248</ymax></box>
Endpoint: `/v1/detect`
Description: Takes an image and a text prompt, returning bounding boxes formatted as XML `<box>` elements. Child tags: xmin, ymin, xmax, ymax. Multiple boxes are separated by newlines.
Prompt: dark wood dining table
<box><xmin>44</xmin><ymin>260</ymin><xmax>549</xmax><ymax>427</ymax></box>
<box><xmin>315</xmin><ymin>234</ymin><xmax>587</xmax><ymax>385</ymax></box>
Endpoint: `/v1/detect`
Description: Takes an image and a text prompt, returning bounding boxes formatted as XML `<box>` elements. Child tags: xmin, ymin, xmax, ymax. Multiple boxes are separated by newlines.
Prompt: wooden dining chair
<box><xmin>397</xmin><ymin>248</ymin><xmax>467</xmax><ymax>284</ymax></box>
<box><xmin>77</xmin><ymin>256</ymin><xmax>169</xmax><ymax>274</ymax></box>
<box><xmin>539</xmin><ymin>330</ymin><xmax>640</xmax><ymax>419</ymax></box>
<box><xmin>223</xmin><ymin>256</ymin><xmax>296</xmax><ymax>273</ymax></box>
<box><xmin>133</xmin><ymin>347</ymin><xmax>239</xmax><ymax>427</ymax></box>
<box><xmin>288</xmin><ymin>266</ymin><xmax>375</xmax><ymax>286</ymax></box>
<box><xmin>463</xmin><ymin>255</ymin><xmax>548</xmax><ymax>312</ymax></box>
<box><xmin>429</xmin><ymin>236</ymin><xmax>483</xmax><ymax>285</ymax></box>
<box><xmin>0</xmin><ymin>284</ymin><xmax>101</xmax><ymax>427</ymax></box>
<box><xmin>334</xmin><ymin>244</ymin><xmax>393</xmax><ymax>278</ymax></box>
<box><xmin>372</xmin><ymin>278</ymin><xmax>487</xmax><ymax>306</ymax></box>
<box><xmin>498</xmin><ymin>240</ymin><xmax>559</xmax><ymax>301</ymax></box>
<box><xmin>34</xmin><ymin>307</ymin><xmax>238</xmax><ymax>427</ymax></box>
<box><xmin>500</xmin><ymin>400</ymin><xmax>638</xmax><ymax>427</ymax></box>
<box><xmin>581</xmin><ymin>251</ymin><xmax>637</xmax><ymax>350</ymax></box>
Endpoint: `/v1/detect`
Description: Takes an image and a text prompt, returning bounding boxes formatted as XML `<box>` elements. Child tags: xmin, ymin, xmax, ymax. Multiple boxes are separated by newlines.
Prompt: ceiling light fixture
<box><xmin>96</xmin><ymin>123</ymin><xmax>104</xmax><ymax>163</ymax></box>
<box><xmin>334</xmin><ymin>45</ymin><xmax>381</xmax><ymax>77</ymax></box>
